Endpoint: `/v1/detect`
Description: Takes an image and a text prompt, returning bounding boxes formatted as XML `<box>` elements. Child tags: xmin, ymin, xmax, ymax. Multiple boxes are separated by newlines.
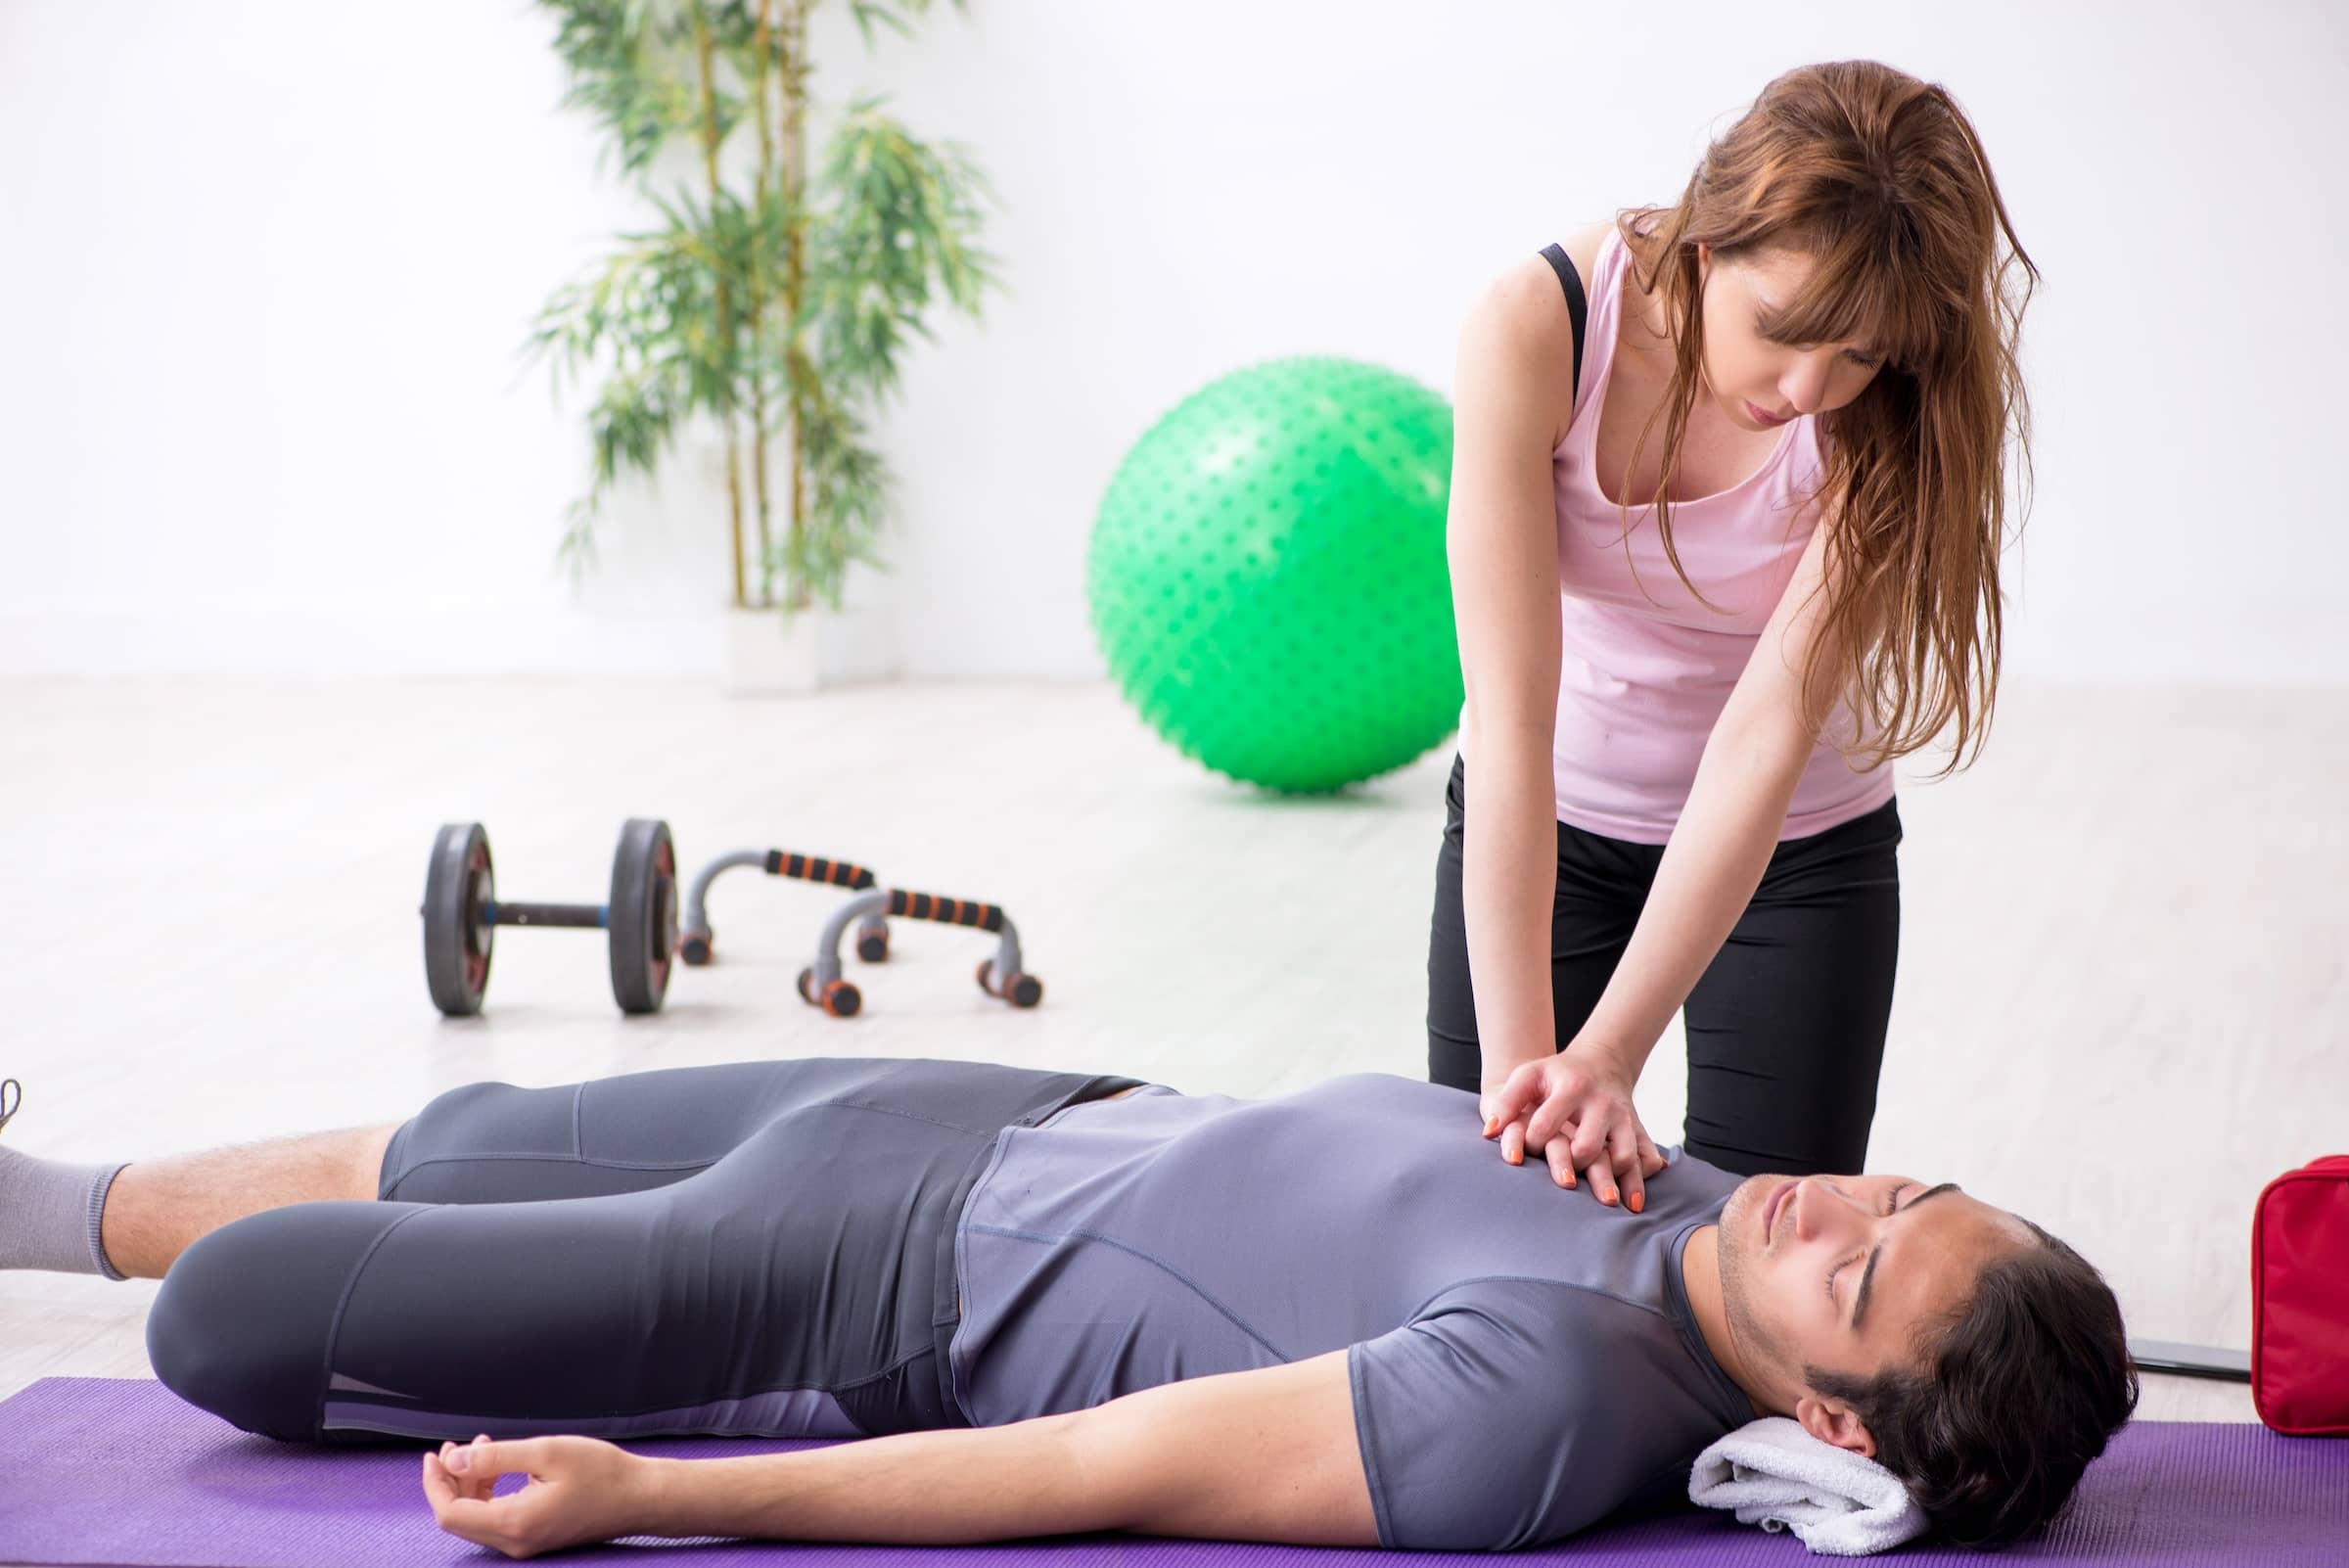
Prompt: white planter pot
<box><xmin>719</xmin><ymin>598</ymin><xmax>898</xmax><ymax>697</ymax></box>
<box><xmin>721</xmin><ymin>605</ymin><xmax>820</xmax><ymax>695</ymax></box>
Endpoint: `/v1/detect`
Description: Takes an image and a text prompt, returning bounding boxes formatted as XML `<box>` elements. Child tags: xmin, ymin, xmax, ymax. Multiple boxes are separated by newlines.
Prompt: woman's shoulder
<box><xmin>1468</xmin><ymin>220</ymin><xmax>1618</xmax><ymax>444</ymax></box>
<box><xmin>1555</xmin><ymin>220</ymin><xmax>1615</xmax><ymax>309</ymax></box>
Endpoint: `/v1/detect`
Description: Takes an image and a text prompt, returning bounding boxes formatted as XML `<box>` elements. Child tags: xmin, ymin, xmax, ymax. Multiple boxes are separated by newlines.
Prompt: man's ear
<box><xmin>1791</xmin><ymin>1393</ymin><xmax>1877</xmax><ymax>1461</ymax></box>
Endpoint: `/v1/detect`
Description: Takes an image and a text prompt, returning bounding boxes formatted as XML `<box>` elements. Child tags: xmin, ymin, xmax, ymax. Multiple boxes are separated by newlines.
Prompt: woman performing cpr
<box><xmin>1433</xmin><ymin>60</ymin><xmax>2036</xmax><ymax>1210</ymax></box>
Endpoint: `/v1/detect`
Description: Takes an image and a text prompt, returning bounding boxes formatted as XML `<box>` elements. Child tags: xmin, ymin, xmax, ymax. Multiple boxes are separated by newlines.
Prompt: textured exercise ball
<box><xmin>1086</xmin><ymin>356</ymin><xmax>1462</xmax><ymax>794</ymax></box>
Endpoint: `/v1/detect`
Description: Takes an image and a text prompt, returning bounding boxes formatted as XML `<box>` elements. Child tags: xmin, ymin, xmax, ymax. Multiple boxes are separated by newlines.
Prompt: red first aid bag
<box><xmin>2252</xmin><ymin>1154</ymin><xmax>2349</xmax><ymax>1436</ymax></box>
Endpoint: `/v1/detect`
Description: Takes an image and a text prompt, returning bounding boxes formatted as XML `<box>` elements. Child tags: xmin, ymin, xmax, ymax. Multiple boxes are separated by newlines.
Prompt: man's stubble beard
<box><xmin>1716</xmin><ymin>1182</ymin><xmax>1799</xmax><ymax>1379</ymax></box>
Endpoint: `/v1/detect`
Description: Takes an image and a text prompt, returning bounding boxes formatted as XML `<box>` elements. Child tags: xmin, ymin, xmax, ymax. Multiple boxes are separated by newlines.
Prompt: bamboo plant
<box><xmin>524</xmin><ymin>0</ymin><xmax>1003</xmax><ymax>614</ymax></box>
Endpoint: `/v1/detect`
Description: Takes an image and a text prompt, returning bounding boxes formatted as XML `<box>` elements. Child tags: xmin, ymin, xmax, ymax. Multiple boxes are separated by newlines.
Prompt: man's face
<box><xmin>1714</xmin><ymin>1173</ymin><xmax>2035</xmax><ymax>1389</ymax></box>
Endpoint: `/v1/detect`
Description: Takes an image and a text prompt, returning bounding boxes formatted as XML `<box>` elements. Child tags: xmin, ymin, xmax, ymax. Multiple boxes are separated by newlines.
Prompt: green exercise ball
<box><xmin>1086</xmin><ymin>356</ymin><xmax>1462</xmax><ymax>794</ymax></box>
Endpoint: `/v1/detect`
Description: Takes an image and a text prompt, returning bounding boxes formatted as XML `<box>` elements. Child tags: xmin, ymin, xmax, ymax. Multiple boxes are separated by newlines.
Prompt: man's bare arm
<box><xmin>642</xmin><ymin>1350</ymin><xmax>1378</xmax><ymax>1546</ymax></box>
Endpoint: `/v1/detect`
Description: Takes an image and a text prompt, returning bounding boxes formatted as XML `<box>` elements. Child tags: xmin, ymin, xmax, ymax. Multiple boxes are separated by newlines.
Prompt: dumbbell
<box><xmin>679</xmin><ymin>849</ymin><xmax>892</xmax><ymax>967</ymax></box>
<box><xmin>420</xmin><ymin>819</ymin><xmax>678</xmax><ymax>1017</ymax></box>
<box><xmin>798</xmin><ymin>885</ymin><xmax>1043</xmax><ymax>1019</ymax></box>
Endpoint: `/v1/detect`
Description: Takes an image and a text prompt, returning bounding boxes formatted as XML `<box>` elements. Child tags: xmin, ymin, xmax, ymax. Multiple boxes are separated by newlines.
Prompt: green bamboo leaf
<box><xmin>846</xmin><ymin>1</ymin><xmax>917</xmax><ymax>51</ymax></box>
<box><xmin>533</xmin><ymin>0</ymin><xmax>1001</xmax><ymax>610</ymax></box>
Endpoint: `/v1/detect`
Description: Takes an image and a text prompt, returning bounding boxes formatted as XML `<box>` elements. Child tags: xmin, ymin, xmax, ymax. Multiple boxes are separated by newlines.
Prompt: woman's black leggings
<box><xmin>1425</xmin><ymin>754</ymin><xmax>1903</xmax><ymax>1177</ymax></box>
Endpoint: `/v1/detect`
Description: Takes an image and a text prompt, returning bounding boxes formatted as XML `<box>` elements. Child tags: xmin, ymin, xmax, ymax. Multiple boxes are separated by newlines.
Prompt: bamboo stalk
<box><xmin>689</xmin><ymin>0</ymin><xmax>748</xmax><ymax>610</ymax></box>
<box><xmin>747</xmin><ymin>0</ymin><xmax>778</xmax><ymax>606</ymax></box>
<box><xmin>783</xmin><ymin>0</ymin><xmax>810</xmax><ymax>612</ymax></box>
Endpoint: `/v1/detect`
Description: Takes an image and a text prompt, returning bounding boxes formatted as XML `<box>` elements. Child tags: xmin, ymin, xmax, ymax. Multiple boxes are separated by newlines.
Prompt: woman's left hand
<box><xmin>423</xmin><ymin>1433</ymin><xmax>661</xmax><ymax>1558</ymax></box>
<box><xmin>1481</xmin><ymin>1045</ymin><xmax>1667</xmax><ymax>1210</ymax></box>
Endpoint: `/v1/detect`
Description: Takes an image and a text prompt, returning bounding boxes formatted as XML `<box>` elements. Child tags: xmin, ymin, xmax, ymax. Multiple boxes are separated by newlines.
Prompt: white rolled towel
<box><xmin>1687</xmin><ymin>1415</ymin><xmax>1931</xmax><ymax>1555</ymax></box>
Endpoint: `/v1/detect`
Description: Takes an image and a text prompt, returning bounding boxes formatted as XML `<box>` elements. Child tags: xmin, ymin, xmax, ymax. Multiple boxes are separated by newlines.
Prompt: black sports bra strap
<box><xmin>1538</xmin><ymin>242</ymin><xmax>1589</xmax><ymax>408</ymax></box>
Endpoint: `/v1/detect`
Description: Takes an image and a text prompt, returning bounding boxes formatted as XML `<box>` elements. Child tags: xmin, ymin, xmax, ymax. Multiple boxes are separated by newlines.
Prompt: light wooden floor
<box><xmin>3</xmin><ymin>675</ymin><xmax>2340</xmax><ymax>1448</ymax></box>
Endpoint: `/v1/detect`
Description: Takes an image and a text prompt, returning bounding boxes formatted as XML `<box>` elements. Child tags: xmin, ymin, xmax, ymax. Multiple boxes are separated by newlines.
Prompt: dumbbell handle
<box><xmin>484</xmin><ymin>900</ymin><xmax>605</xmax><ymax>930</ymax></box>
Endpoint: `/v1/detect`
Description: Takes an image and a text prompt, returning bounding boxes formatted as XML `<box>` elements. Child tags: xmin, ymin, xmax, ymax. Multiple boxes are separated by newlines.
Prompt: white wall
<box><xmin>3</xmin><ymin>0</ymin><xmax>2342</xmax><ymax>680</ymax></box>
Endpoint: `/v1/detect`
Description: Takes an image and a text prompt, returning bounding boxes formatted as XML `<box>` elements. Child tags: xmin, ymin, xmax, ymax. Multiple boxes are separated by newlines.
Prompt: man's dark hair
<box><xmin>1805</xmin><ymin>1222</ymin><xmax>2140</xmax><ymax>1548</ymax></box>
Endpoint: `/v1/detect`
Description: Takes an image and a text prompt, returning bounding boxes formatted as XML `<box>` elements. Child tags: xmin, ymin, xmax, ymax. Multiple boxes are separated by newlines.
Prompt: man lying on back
<box><xmin>45</xmin><ymin>1056</ymin><xmax>2136</xmax><ymax>1556</ymax></box>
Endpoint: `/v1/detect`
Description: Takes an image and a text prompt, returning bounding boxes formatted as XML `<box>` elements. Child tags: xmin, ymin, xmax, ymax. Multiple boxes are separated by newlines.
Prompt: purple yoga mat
<box><xmin>2</xmin><ymin>1377</ymin><xmax>2342</xmax><ymax>1566</ymax></box>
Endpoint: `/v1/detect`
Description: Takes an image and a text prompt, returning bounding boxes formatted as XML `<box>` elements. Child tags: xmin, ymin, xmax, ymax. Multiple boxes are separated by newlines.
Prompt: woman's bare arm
<box><xmin>1447</xmin><ymin>256</ymin><xmax>1578</xmax><ymax>1088</ymax></box>
<box><xmin>1565</xmin><ymin>521</ymin><xmax>1845</xmax><ymax>1081</ymax></box>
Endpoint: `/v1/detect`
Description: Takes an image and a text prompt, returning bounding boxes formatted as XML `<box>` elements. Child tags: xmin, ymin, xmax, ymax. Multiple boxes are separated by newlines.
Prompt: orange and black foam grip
<box><xmin>765</xmin><ymin>851</ymin><xmax>876</xmax><ymax>890</ymax></box>
<box><xmin>886</xmin><ymin>889</ymin><xmax>1006</xmax><ymax>932</ymax></box>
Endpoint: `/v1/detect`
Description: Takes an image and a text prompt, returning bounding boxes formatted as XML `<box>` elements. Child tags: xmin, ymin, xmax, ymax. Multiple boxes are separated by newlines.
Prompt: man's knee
<box><xmin>147</xmin><ymin>1202</ymin><xmax>399</xmax><ymax>1442</ymax></box>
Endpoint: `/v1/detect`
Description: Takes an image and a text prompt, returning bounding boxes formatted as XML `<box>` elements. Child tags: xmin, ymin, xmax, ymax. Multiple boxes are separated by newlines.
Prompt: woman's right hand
<box><xmin>1479</xmin><ymin>1048</ymin><xmax>1667</xmax><ymax>1211</ymax></box>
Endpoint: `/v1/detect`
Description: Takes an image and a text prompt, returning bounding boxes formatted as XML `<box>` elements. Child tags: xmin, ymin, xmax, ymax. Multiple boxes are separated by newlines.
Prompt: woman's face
<box><xmin>1692</xmin><ymin>244</ymin><xmax>1890</xmax><ymax>431</ymax></box>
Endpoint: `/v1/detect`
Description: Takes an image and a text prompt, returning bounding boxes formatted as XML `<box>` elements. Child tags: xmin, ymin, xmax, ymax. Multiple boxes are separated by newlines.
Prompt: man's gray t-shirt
<box><xmin>947</xmin><ymin>1073</ymin><xmax>1756</xmax><ymax>1550</ymax></box>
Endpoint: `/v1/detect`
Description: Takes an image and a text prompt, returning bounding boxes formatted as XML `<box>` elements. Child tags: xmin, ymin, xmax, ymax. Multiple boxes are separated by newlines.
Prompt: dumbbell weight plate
<box><xmin>422</xmin><ymin>823</ymin><xmax>494</xmax><ymax>1017</ymax></box>
<box><xmin>608</xmin><ymin>818</ymin><xmax>677</xmax><ymax>1015</ymax></box>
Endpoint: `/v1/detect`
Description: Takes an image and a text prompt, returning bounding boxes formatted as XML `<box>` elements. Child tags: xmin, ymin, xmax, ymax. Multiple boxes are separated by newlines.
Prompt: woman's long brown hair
<box><xmin>1611</xmin><ymin>60</ymin><xmax>2039</xmax><ymax>777</ymax></box>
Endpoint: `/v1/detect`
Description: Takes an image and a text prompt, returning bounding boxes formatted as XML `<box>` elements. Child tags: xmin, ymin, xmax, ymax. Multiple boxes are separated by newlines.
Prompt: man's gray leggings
<box><xmin>144</xmin><ymin>1056</ymin><xmax>1142</xmax><ymax>1445</ymax></box>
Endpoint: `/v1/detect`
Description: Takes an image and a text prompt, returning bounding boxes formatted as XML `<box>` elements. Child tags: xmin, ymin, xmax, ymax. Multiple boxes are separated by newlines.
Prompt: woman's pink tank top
<box><xmin>1543</xmin><ymin>228</ymin><xmax>1894</xmax><ymax>844</ymax></box>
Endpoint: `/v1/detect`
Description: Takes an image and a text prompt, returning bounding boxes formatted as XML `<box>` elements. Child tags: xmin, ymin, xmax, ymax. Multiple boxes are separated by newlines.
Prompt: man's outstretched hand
<box><xmin>424</xmin><ymin>1433</ymin><xmax>663</xmax><ymax>1558</ymax></box>
<box><xmin>1479</xmin><ymin>1047</ymin><xmax>1668</xmax><ymax>1211</ymax></box>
